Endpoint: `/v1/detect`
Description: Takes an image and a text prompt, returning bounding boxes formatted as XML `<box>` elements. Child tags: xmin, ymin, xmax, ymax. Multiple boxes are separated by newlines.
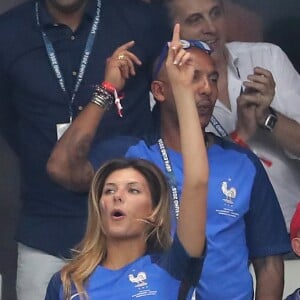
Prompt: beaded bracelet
<box><xmin>102</xmin><ymin>81</ymin><xmax>116</xmax><ymax>95</ymax></box>
<box><xmin>102</xmin><ymin>81</ymin><xmax>124</xmax><ymax>117</ymax></box>
<box><xmin>91</xmin><ymin>81</ymin><xmax>124</xmax><ymax>117</ymax></box>
<box><xmin>91</xmin><ymin>84</ymin><xmax>114</xmax><ymax>110</ymax></box>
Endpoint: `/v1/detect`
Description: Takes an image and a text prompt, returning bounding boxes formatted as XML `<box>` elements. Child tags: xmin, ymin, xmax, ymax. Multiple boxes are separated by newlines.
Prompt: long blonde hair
<box><xmin>61</xmin><ymin>158</ymin><xmax>172</xmax><ymax>299</ymax></box>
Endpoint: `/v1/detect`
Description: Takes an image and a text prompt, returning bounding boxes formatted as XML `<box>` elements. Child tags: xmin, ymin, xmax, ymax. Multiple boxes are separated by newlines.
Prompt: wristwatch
<box><xmin>264</xmin><ymin>107</ymin><xmax>278</xmax><ymax>131</ymax></box>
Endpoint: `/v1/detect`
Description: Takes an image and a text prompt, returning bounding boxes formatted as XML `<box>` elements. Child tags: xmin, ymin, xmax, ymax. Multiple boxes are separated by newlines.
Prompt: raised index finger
<box><xmin>171</xmin><ymin>23</ymin><xmax>181</xmax><ymax>45</ymax></box>
<box><xmin>167</xmin><ymin>23</ymin><xmax>181</xmax><ymax>65</ymax></box>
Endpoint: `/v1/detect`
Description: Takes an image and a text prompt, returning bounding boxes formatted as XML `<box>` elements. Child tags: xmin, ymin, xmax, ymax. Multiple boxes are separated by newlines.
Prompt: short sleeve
<box><xmin>245</xmin><ymin>156</ymin><xmax>291</xmax><ymax>258</ymax></box>
<box><xmin>156</xmin><ymin>233</ymin><xmax>205</xmax><ymax>286</ymax></box>
<box><xmin>45</xmin><ymin>272</ymin><xmax>62</xmax><ymax>300</ymax></box>
<box><xmin>271</xmin><ymin>44</ymin><xmax>300</xmax><ymax>123</ymax></box>
<box><xmin>88</xmin><ymin>135</ymin><xmax>140</xmax><ymax>171</ymax></box>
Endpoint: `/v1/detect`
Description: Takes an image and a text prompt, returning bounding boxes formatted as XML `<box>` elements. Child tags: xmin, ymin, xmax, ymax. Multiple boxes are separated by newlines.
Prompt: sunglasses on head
<box><xmin>153</xmin><ymin>39</ymin><xmax>212</xmax><ymax>79</ymax></box>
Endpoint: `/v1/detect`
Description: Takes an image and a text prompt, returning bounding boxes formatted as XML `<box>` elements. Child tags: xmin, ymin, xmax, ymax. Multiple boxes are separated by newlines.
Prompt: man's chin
<box><xmin>47</xmin><ymin>0</ymin><xmax>87</xmax><ymax>14</ymax></box>
<box><xmin>199</xmin><ymin>118</ymin><xmax>211</xmax><ymax>130</ymax></box>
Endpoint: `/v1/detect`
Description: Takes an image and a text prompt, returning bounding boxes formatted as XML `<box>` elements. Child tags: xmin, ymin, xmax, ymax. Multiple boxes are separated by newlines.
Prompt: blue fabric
<box><xmin>45</xmin><ymin>234</ymin><xmax>203</xmax><ymax>299</ymax></box>
<box><xmin>0</xmin><ymin>0</ymin><xmax>170</xmax><ymax>257</ymax></box>
<box><xmin>91</xmin><ymin>134</ymin><xmax>291</xmax><ymax>300</ymax></box>
<box><xmin>285</xmin><ymin>289</ymin><xmax>300</xmax><ymax>300</ymax></box>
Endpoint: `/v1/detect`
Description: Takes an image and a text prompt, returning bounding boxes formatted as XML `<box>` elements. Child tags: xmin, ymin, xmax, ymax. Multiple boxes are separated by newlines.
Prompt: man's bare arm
<box><xmin>47</xmin><ymin>41</ymin><xmax>142</xmax><ymax>192</ymax></box>
<box><xmin>252</xmin><ymin>255</ymin><xmax>284</xmax><ymax>300</ymax></box>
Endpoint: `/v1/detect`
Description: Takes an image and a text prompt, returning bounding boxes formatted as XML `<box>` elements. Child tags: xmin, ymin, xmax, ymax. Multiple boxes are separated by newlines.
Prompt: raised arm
<box><xmin>166</xmin><ymin>24</ymin><xmax>209</xmax><ymax>257</ymax></box>
<box><xmin>46</xmin><ymin>41</ymin><xmax>141</xmax><ymax>192</ymax></box>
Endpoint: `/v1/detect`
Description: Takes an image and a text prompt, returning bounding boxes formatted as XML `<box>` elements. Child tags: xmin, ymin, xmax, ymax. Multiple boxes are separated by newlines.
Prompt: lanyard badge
<box><xmin>35</xmin><ymin>0</ymin><xmax>102</xmax><ymax>139</ymax></box>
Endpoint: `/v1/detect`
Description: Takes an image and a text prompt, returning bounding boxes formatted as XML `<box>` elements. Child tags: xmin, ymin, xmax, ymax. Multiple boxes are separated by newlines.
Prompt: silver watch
<box><xmin>264</xmin><ymin>107</ymin><xmax>278</xmax><ymax>131</ymax></box>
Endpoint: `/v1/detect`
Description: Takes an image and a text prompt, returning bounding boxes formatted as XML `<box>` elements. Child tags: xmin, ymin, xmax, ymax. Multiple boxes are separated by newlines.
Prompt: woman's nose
<box><xmin>113</xmin><ymin>190</ymin><xmax>123</xmax><ymax>203</ymax></box>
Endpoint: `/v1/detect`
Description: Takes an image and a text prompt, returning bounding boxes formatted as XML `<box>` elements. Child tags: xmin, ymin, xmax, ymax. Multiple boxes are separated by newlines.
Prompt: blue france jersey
<box><xmin>46</xmin><ymin>234</ymin><xmax>202</xmax><ymax>299</ymax></box>
<box><xmin>88</xmin><ymin>134</ymin><xmax>290</xmax><ymax>299</ymax></box>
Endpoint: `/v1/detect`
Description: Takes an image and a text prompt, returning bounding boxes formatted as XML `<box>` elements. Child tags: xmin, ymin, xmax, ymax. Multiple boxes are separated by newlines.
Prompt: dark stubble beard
<box><xmin>46</xmin><ymin>0</ymin><xmax>88</xmax><ymax>14</ymax></box>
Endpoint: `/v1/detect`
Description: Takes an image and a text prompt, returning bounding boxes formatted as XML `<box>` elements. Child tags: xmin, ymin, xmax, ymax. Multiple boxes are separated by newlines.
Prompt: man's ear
<box><xmin>151</xmin><ymin>80</ymin><xmax>166</xmax><ymax>103</ymax></box>
<box><xmin>291</xmin><ymin>237</ymin><xmax>300</xmax><ymax>256</ymax></box>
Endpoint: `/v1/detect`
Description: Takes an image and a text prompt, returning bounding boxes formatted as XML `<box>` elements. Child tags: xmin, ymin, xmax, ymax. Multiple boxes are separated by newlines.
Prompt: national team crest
<box><xmin>128</xmin><ymin>272</ymin><xmax>147</xmax><ymax>288</ymax></box>
<box><xmin>128</xmin><ymin>271</ymin><xmax>158</xmax><ymax>298</ymax></box>
<box><xmin>221</xmin><ymin>180</ymin><xmax>237</xmax><ymax>205</ymax></box>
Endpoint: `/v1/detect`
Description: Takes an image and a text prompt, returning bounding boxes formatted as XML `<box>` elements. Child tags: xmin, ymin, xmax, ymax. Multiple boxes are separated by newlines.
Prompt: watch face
<box><xmin>264</xmin><ymin>113</ymin><xmax>278</xmax><ymax>131</ymax></box>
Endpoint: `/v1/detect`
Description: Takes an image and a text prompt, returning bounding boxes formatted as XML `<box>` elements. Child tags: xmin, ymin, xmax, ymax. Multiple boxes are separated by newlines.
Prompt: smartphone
<box><xmin>242</xmin><ymin>87</ymin><xmax>257</xmax><ymax>94</ymax></box>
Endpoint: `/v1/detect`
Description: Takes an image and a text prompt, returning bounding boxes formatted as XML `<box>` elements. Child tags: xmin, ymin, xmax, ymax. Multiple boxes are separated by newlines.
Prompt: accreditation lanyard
<box><xmin>35</xmin><ymin>0</ymin><xmax>102</xmax><ymax>121</ymax></box>
<box><xmin>157</xmin><ymin>138</ymin><xmax>180</xmax><ymax>220</ymax></box>
<box><xmin>209</xmin><ymin>115</ymin><xmax>228</xmax><ymax>137</ymax></box>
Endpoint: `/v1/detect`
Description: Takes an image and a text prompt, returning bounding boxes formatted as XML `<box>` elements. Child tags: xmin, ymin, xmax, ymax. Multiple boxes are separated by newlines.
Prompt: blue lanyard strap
<box><xmin>157</xmin><ymin>138</ymin><xmax>180</xmax><ymax>220</ymax></box>
<box><xmin>35</xmin><ymin>0</ymin><xmax>102</xmax><ymax>121</ymax></box>
<box><xmin>209</xmin><ymin>115</ymin><xmax>228</xmax><ymax>137</ymax></box>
